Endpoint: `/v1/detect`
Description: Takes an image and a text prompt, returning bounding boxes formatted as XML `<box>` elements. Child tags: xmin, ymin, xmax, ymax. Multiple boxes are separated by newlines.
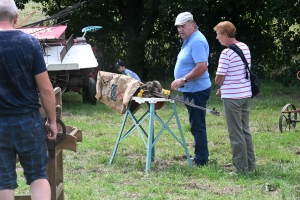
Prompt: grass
<box><xmin>14</xmin><ymin>2</ymin><xmax>300</xmax><ymax>199</ymax></box>
<box><xmin>14</xmin><ymin>79</ymin><xmax>300</xmax><ymax>199</ymax></box>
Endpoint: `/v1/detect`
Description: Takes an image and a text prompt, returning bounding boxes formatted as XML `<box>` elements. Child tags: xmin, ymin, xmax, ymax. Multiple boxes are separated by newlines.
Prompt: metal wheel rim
<box><xmin>279</xmin><ymin>104</ymin><xmax>297</xmax><ymax>132</ymax></box>
<box><xmin>44</xmin><ymin>118</ymin><xmax>67</xmax><ymax>146</ymax></box>
<box><xmin>55</xmin><ymin>118</ymin><xmax>67</xmax><ymax>146</ymax></box>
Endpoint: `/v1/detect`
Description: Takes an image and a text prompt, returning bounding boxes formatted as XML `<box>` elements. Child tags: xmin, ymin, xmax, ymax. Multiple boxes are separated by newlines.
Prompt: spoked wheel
<box><xmin>279</xmin><ymin>104</ymin><xmax>297</xmax><ymax>132</ymax></box>
<box><xmin>48</xmin><ymin>71</ymin><xmax>70</xmax><ymax>93</ymax></box>
<box><xmin>44</xmin><ymin>118</ymin><xmax>67</xmax><ymax>146</ymax></box>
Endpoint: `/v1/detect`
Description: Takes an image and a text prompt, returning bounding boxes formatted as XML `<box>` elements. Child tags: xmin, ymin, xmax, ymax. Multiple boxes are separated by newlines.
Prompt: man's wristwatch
<box><xmin>181</xmin><ymin>76</ymin><xmax>187</xmax><ymax>83</ymax></box>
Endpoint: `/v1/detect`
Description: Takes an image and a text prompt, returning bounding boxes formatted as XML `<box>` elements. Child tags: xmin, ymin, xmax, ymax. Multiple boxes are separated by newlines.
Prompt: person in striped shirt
<box><xmin>214</xmin><ymin>21</ymin><xmax>256</xmax><ymax>175</ymax></box>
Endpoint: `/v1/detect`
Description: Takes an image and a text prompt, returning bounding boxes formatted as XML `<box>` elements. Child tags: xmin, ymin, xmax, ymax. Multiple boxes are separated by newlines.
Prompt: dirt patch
<box><xmin>213</xmin><ymin>185</ymin><xmax>241</xmax><ymax>195</ymax></box>
<box><xmin>179</xmin><ymin>180</ymin><xmax>241</xmax><ymax>195</ymax></box>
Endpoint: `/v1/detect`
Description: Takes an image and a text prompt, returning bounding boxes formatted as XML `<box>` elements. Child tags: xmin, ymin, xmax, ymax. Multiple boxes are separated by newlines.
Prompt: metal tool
<box><xmin>169</xmin><ymin>95</ymin><xmax>220</xmax><ymax>115</ymax></box>
<box><xmin>137</xmin><ymin>80</ymin><xmax>220</xmax><ymax>116</ymax></box>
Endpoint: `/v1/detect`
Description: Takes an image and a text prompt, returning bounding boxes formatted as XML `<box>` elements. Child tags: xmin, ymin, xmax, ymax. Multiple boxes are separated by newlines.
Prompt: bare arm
<box><xmin>186</xmin><ymin>61</ymin><xmax>208</xmax><ymax>81</ymax></box>
<box><xmin>171</xmin><ymin>62</ymin><xmax>208</xmax><ymax>90</ymax></box>
<box><xmin>215</xmin><ymin>74</ymin><xmax>225</xmax><ymax>86</ymax></box>
<box><xmin>215</xmin><ymin>74</ymin><xmax>225</xmax><ymax>96</ymax></box>
<box><xmin>35</xmin><ymin>71</ymin><xmax>57</xmax><ymax>140</ymax></box>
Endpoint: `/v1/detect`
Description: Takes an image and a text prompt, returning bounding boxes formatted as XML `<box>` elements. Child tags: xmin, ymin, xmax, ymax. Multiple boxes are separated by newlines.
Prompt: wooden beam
<box><xmin>15</xmin><ymin>11</ymin><xmax>36</xmax><ymax>28</ymax></box>
<box><xmin>14</xmin><ymin>195</ymin><xmax>31</xmax><ymax>200</ymax></box>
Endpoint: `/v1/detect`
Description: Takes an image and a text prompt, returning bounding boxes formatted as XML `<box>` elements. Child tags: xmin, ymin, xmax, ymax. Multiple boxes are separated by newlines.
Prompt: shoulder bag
<box><xmin>229</xmin><ymin>43</ymin><xmax>260</xmax><ymax>98</ymax></box>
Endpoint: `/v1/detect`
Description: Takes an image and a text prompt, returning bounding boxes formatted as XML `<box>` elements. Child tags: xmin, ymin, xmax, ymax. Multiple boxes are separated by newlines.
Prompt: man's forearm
<box><xmin>186</xmin><ymin>62</ymin><xmax>208</xmax><ymax>81</ymax></box>
<box><xmin>40</xmin><ymin>89</ymin><xmax>56</xmax><ymax>122</ymax></box>
<box><xmin>35</xmin><ymin>72</ymin><xmax>57</xmax><ymax>122</ymax></box>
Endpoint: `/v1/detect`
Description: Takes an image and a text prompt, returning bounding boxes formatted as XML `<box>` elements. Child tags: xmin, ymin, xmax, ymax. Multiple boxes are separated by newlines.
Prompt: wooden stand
<box><xmin>15</xmin><ymin>87</ymin><xmax>82</xmax><ymax>200</ymax></box>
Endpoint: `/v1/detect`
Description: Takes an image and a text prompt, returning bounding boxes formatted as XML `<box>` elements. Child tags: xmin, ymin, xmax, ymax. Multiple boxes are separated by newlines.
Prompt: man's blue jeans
<box><xmin>183</xmin><ymin>87</ymin><xmax>211</xmax><ymax>165</ymax></box>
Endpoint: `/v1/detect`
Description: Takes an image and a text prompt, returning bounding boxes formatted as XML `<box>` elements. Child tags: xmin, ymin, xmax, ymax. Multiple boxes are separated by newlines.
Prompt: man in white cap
<box><xmin>171</xmin><ymin>12</ymin><xmax>211</xmax><ymax>166</ymax></box>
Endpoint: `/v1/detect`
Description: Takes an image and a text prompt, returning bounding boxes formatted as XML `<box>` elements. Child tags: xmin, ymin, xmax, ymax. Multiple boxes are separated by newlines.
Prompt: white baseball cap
<box><xmin>174</xmin><ymin>12</ymin><xmax>193</xmax><ymax>26</ymax></box>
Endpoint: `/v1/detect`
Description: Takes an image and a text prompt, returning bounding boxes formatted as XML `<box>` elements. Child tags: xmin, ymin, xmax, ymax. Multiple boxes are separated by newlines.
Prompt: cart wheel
<box><xmin>44</xmin><ymin>118</ymin><xmax>67</xmax><ymax>146</ymax></box>
<box><xmin>279</xmin><ymin>104</ymin><xmax>297</xmax><ymax>132</ymax></box>
<box><xmin>82</xmin><ymin>77</ymin><xmax>97</xmax><ymax>105</ymax></box>
<box><xmin>88</xmin><ymin>77</ymin><xmax>97</xmax><ymax>105</ymax></box>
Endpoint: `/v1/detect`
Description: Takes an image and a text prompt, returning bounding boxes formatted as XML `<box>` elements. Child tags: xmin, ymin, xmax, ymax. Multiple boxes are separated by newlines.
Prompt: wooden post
<box><xmin>15</xmin><ymin>87</ymin><xmax>82</xmax><ymax>200</ymax></box>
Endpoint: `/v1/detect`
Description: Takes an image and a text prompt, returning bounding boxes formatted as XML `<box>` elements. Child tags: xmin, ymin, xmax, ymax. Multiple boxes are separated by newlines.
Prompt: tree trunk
<box><xmin>126</xmin><ymin>39</ymin><xmax>147</xmax><ymax>81</ymax></box>
<box><xmin>115</xmin><ymin>0</ymin><xmax>160</xmax><ymax>81</ymax></box>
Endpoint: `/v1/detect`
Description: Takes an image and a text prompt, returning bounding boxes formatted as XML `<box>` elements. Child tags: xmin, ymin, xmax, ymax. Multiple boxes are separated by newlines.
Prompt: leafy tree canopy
<box><xmin>16</xmin><ymin>0</ymin><xmax>300</xmax><ymax>85</ymax></box>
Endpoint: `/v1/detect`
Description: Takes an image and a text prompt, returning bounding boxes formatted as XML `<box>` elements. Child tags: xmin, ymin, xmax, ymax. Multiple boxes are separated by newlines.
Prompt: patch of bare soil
<box><xmin>212</xmin><ymin>185</ymin><xmax>242</xmax><ymax>195</ymax></box>
<box><xmin>149</xmin><ymin>155</ymin><xmax>191</xmax><ymax>172</ymax></box>
<box><xmin>179</xmin><ymin>180</ymin><xmax>241</xmax><ymax>195</ymax></box>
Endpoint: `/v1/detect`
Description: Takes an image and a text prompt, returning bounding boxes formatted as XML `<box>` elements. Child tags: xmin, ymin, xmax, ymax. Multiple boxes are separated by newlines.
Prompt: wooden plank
<box><xmin>66</xmin><ymin>126</ymin><xmax>82</xmax><ymax>142</ymax></box>
<box><xmin>48</xmin><ymin>150</ymin><xmax>57</xmax><ymax>200</ymax></box>
<box><xmin>56</xmin><ymin>183</ymin><xmax>64</xmax><ymax>200</ymax></box>
<box><xmin>56</xmin><ymin>134</ymin><xmax>77</xmax><ymax>152</ymax></box>
<box><xmin>15</xmin><ymin>11</ymin><xmax>36</xmax><ymax>28</ymax></box>
<box><xmin>14</xmin><ymin>195</ymin><xmax>31</xmax><ymax>200</ymax></box>
<box><xmin>57</xmin><ymin>150</ymin><xmax>64</xmax><ymax>184</ymax></box>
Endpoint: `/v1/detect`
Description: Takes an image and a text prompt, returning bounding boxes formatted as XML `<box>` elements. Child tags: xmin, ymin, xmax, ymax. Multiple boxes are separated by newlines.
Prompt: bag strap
<box><xmin>228</xmin><ymin>43</ymin><xmax>251</xmax><ymax>79</ymax></box>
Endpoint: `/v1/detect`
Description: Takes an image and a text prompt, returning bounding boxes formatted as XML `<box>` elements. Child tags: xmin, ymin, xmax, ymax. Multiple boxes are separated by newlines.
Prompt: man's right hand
<box><xmin>45</xmin><ymin>120</ymin><xmax>57</xmax><ymax>140</ymax></box>
<box><xmin>171</xmin><ymin>79</ymin><xmax>185</xmax><ymax>90</ymax></box>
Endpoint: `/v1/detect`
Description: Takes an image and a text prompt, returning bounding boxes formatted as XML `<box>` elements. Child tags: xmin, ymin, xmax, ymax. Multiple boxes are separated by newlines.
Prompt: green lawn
<box><xmin>14</xmin><ymin>80</ymin><xmax>300</xmax><ymax>200</ymax></box>
<box><xmin>14</xmin><ymin>1</ymin><xmax>300</xmax><ymax>199</ymax></box>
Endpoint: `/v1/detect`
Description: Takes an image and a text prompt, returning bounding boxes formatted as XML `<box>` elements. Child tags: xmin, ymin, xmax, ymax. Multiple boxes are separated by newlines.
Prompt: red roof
<box><xmin>18</xmin><ymin>25</ymin><xmax>67</xmax><ymax>40</ymax></box>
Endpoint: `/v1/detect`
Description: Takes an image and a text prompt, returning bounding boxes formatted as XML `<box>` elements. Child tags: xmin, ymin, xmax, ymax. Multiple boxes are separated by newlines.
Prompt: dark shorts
<box><xmin>0</xmin><ymin>110</ymin><xmax>48</xmax><ymax>189</ymax></box>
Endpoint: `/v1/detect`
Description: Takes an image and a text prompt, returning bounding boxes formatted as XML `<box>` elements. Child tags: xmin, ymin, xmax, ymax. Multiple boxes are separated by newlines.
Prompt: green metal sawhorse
<box><xmin>109</xmin><ymin>97</ymin><xmax>193</xmax><ymax>174</ymax></box>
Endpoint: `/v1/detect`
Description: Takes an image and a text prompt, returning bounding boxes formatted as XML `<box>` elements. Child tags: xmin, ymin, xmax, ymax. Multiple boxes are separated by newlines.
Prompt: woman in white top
<box><xmin>214</xmin><ymin>21</ymin><xmax>256</xmax><ymax>175</ymax></box>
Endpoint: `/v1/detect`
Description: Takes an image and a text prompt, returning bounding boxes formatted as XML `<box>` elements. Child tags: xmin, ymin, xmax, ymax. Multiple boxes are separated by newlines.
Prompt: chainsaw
<box><xmin>137</xmin><ymin>80</ymin><xmax>220</xmax><ymax>116</ymax></box>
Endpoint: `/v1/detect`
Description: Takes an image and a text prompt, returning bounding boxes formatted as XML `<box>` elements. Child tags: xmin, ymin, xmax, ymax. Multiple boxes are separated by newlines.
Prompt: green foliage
<box><xmin>17</xmin><ymin>1</ymin><xmax>48</xmax><ymax>26</ymax></box>
<box><xmin>19</xmin><ymin>0</ymin><xmax>300</xmax><ymax>84</ymax></box>
<box><xmin>15</xmin><ymin>0</ymin><xmax>29</xmax><ymax>9</ymax></box>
